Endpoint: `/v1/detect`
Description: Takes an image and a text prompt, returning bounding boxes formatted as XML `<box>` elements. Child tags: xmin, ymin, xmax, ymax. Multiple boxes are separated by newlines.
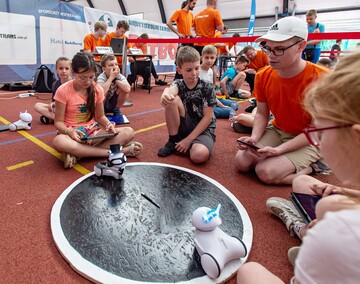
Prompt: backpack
<box><xmin>32</xmin><ymin>65</ymin><xmax>55</xmax><ymax>93</ymax></box>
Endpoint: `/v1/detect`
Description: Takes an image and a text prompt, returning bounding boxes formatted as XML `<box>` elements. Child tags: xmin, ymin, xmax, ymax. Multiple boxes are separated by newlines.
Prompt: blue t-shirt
<box><xmin>307</xmin><ymin>22</ymin><xmax>325</xmax><ymax>50</ymax></box>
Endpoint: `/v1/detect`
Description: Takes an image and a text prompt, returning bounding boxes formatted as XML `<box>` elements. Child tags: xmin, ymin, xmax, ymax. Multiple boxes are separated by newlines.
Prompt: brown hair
<box><xmin>235</xmin><ymin>54</ymin><xmax>250</xmax><ymax>65</ymax></box>
<box><xmin>176</xmin><ymin>46</ymin><xmax>200</xmax><ymax>68</ymax></box>
<box><xmin>117</xmin><ymin>20</ymin><xmax>129</xmax><ymax>31</ymax></box>
<box><xmin>94</xmin><ymin>21</ymin><xmax>107</xmax><ymax>31</ymax></box>
<box><xmin>100</xmin><ymin>53</ymin><xmax>116</xmax><ymax>67</ymax></box>
<box><xmin>306</xmin><ymin>9</ymin><xmax>317</xmax><ymax>17</ymax></box>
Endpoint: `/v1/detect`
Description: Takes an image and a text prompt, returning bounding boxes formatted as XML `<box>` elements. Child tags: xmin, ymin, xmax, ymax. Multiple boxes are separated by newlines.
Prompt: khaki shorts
<box><xmin>259</xmin><ymin>124</ymin><xmax>321</xmax><ymax>172</ymax></box>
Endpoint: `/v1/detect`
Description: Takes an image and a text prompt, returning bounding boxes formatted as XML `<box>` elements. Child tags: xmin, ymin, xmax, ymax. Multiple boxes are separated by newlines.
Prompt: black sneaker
<box><xmin>233</xmin><ymin>122</ymin><xmax>252</xmax><ymax>134</ymax></box>
<box><xmin>141</xmin><ymin>84</ymin><xmax>151</xmax><ymax>90</ymax></box>
<box><xmin>158</xmin><ymin>141</ymin><xmax>176</xmax><ymax>157</ymax></box>
<box><xmin>155</xmin><ymin>79</ymin><xmax>167</xmax><ymax>86</ymax></box>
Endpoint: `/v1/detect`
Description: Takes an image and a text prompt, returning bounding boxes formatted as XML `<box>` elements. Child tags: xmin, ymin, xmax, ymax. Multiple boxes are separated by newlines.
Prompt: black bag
<box><xmin>32</xmin><ymin>65</ymin><xmax>55</xmax><ymax>93</ymax></box>
<box><xmin>303</xmin><ymin>48</ymin><xmax>315</xmax><ymax>61</ymax></box>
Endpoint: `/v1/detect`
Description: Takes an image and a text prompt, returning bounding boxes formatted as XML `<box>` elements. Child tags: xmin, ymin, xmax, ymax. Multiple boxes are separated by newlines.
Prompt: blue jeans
<box><xmin>214</xmin><ymin>98</ymin><xmax>239</xmax><ymax>118</ymax></box>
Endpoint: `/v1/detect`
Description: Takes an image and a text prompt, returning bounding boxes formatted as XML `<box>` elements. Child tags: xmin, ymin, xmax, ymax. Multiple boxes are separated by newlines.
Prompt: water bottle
<box><xmin>229</xmin><ymin>102</ymin><xmax>237</xmax><ymax>119</ymax></box>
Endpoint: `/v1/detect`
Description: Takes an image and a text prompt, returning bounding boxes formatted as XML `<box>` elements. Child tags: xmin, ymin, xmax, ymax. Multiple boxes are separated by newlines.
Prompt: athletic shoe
<box><xmin>233</xmin><ymin>122</ymin><xmax>252</xmax><ymax>134</ymax></box>
<box><xmin>266</xmin><ymin>197</ymin><xmax>304</xmax><ymax>237</ymax></box>
<box><xmin>141</xmin><ymin>84</ymin><xmax>151</xmax><ymax>90</ymax></box>
<box><xmin>155</xmin><ymin>79</ymin><xmax>167</xmax><ymax>86</ymax></box>
<box><xmin>157</xmin><ymin>141</ymin><xmax>176</xmax><ymax>157</ymax></box>
<box><xmin>288</xmin><ymin>246</ymin><xmax>300</xmax><ymax>267</ymax></box>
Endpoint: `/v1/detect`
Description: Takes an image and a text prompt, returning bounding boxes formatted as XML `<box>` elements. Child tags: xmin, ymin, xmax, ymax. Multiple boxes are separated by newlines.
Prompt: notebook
<box><xmin>110</xmin><ymin>38</ymin><xmax>126</xmax><ymax>54</ymax></box>
<box><xmin>290</xmin><ymin>192</ymin><xmax>321</xmax><ymax>224</ymax></box>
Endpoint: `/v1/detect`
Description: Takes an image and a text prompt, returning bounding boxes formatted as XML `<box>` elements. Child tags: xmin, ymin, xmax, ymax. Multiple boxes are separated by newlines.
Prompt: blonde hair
<box><xmin>176</xmin><ymin>46</ymin><xmax>200</xmax><ymax>68</ymax></box>
<box><xmin>202</xmin><ymin>45</ymin><xmax>217</xmax><ymax>56</ymax></box>
<box><xmin>304</xmin><ymin>51</ymin><xmax>360</xmax><ymax>125</ymax></box>
<box><xmin>94</xmin><ymin>21</ymin><xmax>107</xmax><ymax>31</ymax></box>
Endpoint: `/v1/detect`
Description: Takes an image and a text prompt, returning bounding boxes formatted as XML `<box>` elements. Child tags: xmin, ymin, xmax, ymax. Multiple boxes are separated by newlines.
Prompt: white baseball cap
<box><xmin>255</xmin><ymin>16</ymin><xmax>308</xmax><ymax>43</ymax></box>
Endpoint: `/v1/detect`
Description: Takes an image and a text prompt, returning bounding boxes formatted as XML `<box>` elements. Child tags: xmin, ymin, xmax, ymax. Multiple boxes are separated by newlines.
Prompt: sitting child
<box><xmin>157</xmin><ymin>46</ymin><xmax>216</xmax><ymax>164</ymax></box>
<box><xmin>199</xmin><ymin>44</ymin><xmax>239</xmax><ymax>118</ymax></box>
<box><xmin>34</xmin><ymin>57</ymin><xmax>72</xmax><ymax>124</ymax></box>
<box><xmin>97</xmin><ymin>54</ymin><xmax>131</xmax><ymax>117</ymax></box>
<box><xmin>220</xmin><ymin>55</ymin><xmax>251</xmax><ymax>99</ymax></box>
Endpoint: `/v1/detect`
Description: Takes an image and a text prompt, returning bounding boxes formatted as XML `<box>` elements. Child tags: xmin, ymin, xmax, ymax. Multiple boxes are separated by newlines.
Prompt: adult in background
<box><xmin>302</xmin><ymin>9</ymin><xmax>325</xmax><ymax>63</ymax></box>
<box><xmin>329</xmin><ymin>39</ymin><xmax>342</xmax><ymax>63</ymax></box>
<box><xmin>83</xmin><ymin>21</ymin><xmax>108</xmax><ymax>62</ymax></box>
<box><xmin>239</xmin><ymin>45</ymin><xmax>269</xmax><ymax>93</ymax></box>
<box><xmin>167</xmin><ymin>0</ymin><xmax>198</xmax><ymax>80</ymax></box>
<box><xmin>194</xmin><ymin>0</ymin><xmax>224</xmax><ymax>56</ymax></box>
<box><xmin>235</xmin><ymin>16</ymin><xmax>330</xmax><ymax>185</ymax></box>
<box><xmin>104</xmin><ymin>20</ymin><xmax>129</xmax><ymax>69</ymax></box>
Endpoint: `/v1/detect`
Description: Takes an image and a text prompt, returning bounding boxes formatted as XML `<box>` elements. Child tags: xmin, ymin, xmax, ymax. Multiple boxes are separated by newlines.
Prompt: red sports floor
<box><xmin>0</xmin><ymin>81</ymin><xmax>337</xmax><ymax>283</ymax></box>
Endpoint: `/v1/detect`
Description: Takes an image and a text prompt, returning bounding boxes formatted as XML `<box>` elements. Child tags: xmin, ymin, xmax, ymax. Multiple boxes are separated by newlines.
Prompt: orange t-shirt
<box><xmin>215</xmin><ymin>31</ymin><xmax>228</xmax><ymax>54</ymax></box>
<box><xmin>104</xmin><ymin>32</ymin><xmax>128</xmax><ymax>67</ymax></box>
<box><xmin>128</xmin><ymin>43</ymin><xmax>148</xmax><ymax>61</ymax></box>
<box><xmin>254</xmin><ymin>62</ymin><xmax>330</xmax><ymax>134</ymax></box>
<box><xmin>248</xmin><ymin>50</ymin><xmax>269</xmax><ymax>71</ymax></box>
<box><xmin>83</xmin><ymin>33</ymin><xmax>104</xmax><ymax>61</ymax></box>
<box><xmin>54</xmin><ymin>80</ymin><xmax>104</xmax><ymax>127</ymax></box>
<box><xmin>170</xmin><ymin>9</ymin><xmax>194</xmax><ymax>37</ymax></box>
<box><xmin>194</xmin><ymin>8</ymin><xmax>223</xmax><ymax>46</ymax></box>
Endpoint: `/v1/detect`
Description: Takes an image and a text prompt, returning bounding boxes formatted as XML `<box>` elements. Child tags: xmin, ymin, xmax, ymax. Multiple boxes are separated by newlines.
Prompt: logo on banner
<box><xmin>99</xmin><ymin>13</ymin><xmax>113</xmax><ymax>27</ymax></box>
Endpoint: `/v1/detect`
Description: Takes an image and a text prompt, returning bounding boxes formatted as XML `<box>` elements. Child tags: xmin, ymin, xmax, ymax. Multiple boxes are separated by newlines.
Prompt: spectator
<box><xmin>302</xmin><ymin>9</ymin><xmax>325</xmax><ymax>63</ymax></box>
<box><xmin>97</xmin><ymin>54</ymin><xmax>131</xmax><ymax>117</ymax></box>
<box><xmin>237</xmin><ymin>50</ymin><xmax>360</xmax><ymax>284</ymax></box>
<box><xmin>194</xmin><ymin>0</ymin><xmax>224</xmax><ymax>56</ymax></box>
<box><xmin>220</xmin><ymin>55</ymin><xmax>251</xmax><ymax>99</ymax></box>
<box><xmin>34</xmin><ymin>57</ymin><xmax>72</xmax><ymax>124</ymax></box>
<box><xmin>329</xmin><ymin>39</ymin><xmax>342</xmax><ymax>63</ymax></box>
<box><xmin>157</xmin><ymin>46</ymin><xmax>217</xmax><ymax>164</ymax></box>
<box><xmin>53</xmin><ymin>51</ymin><xmax>142</xmax><ymax>169</ymax></box>
<box><xmin>83</xmin><ymin>21</ymin><xmax>107</xmax><ymax>62</ymax></box>
<box><xmin>239</xmin><ymin>45</ymin><xmax>269</xmax><ymax>93</ymax></box>
<box><xmin>127</xmin><ymin>33</ymin><xmax>167</xmax><ymax>90</ymax></box>
<box><xmin>235</xmin><ymin>16</ymin><xmax>330</xmax><ymax>185</ymax></box>
<box><xmin>104</xmin><ymin>20</ymin><xmax>129</xmax><ymax>69</ymax></box>
<box><xmin>167</xmin><ymin>0</ymin><xmax>197</xmax><ymax>80</ymax></box>
<box><xmin>199</xmin><ymin>44</ymin><xmax>239</xmax><ymax>118</ymax></box>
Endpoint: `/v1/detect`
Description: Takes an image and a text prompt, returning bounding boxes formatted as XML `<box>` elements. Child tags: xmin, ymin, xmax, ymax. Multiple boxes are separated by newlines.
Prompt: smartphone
<box><xmin>237</xmin><ymin>139</ymin><xmax>260</xmax><ymax>151</ymax></box>
<box><xmin>81</xmin><ymin>133</ymin><xmax>118</xmax><ymax>141</ymax></box>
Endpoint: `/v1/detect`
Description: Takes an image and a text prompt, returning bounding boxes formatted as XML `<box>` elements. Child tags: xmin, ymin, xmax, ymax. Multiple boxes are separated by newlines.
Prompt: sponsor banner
<box><xmin>0</xmin><ymin>12</ymin><xmax>36</xmax><ymax>65</ymax></box>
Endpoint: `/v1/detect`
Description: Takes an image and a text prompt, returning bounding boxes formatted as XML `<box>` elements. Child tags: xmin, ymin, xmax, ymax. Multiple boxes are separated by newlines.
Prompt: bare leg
<box><xmin>190</xmin><ymin>143</ymin><xmax>210</xmax><ymax>164</ymax></box>
<box><xmin>237</xmin><ymin>262</ymin><xmax>285</xmax><ymax>284</ymax></box>
<box><xmin>34</xmin><ymin>102</ymin><xmax>55</xmax><ymax>121</ymax></box>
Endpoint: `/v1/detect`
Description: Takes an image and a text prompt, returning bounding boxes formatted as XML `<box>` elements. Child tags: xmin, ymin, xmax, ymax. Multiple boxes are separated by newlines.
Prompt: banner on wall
<box><xmin>247</xmin><ymin>0</ymin><xmax>256</xmax><ymax>36</ymax></box>
<box><xmin>0</xmin><ymin>0</ymin><xmax>176</xmax><ymax>83</ymax></box>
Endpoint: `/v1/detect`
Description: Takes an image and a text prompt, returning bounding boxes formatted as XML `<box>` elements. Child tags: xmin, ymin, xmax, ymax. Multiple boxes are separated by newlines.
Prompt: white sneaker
<box><xmin>266</xmin><ymin>197</ymin><xmax>304</xmax><ymax>237</ymax></box>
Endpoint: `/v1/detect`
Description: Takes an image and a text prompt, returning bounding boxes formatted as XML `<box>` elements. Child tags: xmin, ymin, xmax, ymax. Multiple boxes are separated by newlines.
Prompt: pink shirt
<box><xmin>54</xmin><ymin>80</ymin><xmax>104</xmax><ymax>127</ymax></box>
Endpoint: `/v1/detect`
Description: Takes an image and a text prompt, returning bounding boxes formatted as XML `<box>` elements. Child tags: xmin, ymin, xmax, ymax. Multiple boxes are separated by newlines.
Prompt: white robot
<box><xmin>192</xmin><ymin>204</ymin><xmax>247</xmax><ymax>279</ymax></box>
<box><xmin>9</xmin><ymin>110</ymin><xmax>32</xmax><ymax>131</ymax></box>
<box><xmin>94</xmin><ymin>144</ymin><xmax>127</xmax><ymax>179</ymax></box>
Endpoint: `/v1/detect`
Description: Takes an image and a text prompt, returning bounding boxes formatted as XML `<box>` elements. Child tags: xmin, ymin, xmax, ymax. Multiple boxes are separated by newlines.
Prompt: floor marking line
<box><xmin>7</xmin><ymin>160</ymin><xmax>34</xmax><ymax>171</ymax></box>
<box><xmin>135</xmin><ymin>122</ymin><xmax>166</xmax><ymax>134</ymax></box>
<box><xmin>0</xmin><ymin>116</ymin><xmax>165</xmax><ymax>175</ymax></box>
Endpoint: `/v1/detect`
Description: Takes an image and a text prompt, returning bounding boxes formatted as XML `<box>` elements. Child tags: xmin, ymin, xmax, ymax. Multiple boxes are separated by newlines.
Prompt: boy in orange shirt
<box><xmin>235</xmin><ymin>16</ymin><xmax>330</xmax><ymax>185</ymax></box>
<box><xmin>83</xmin><ymin>21</ymin><xmax>107</xmax><ymax>61</ymax></box>
<box><xmin>104</xmin><ymin>20</ymin><xmax>129</xmax><ymax>68</ymax></box>
<box><xmin>240</xmin><ymin>45</ymin><xmax>269</xmax><ymax>92</ymax></box>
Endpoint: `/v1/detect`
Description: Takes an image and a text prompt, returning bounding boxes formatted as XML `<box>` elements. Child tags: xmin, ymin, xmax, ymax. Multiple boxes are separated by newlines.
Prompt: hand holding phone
<box><xmin>237</xmin><ymin>139</ymin><xmax>260</xmax><ymax>151</ymax></box>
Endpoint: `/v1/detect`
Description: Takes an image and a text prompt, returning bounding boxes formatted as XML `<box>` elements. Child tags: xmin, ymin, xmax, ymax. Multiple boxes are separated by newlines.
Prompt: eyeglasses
<box><xmin>261</xmin><ymin>40</ymin><xmax>303</xmax><ymax>56</ymax></box>
<box><xmin>303</xmin><ymin>124</ymin><xmax>353</xmax><ymax>146</ymax></box>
